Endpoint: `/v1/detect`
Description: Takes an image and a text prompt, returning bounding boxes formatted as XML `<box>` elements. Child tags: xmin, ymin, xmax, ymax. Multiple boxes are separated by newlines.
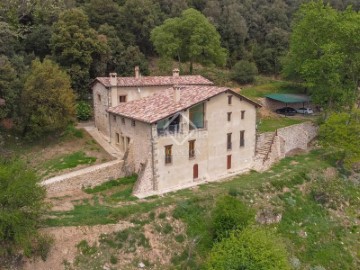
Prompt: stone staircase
<box><xmin>255</xmin><ymin>131</ymin><xmax>276</xmax><ymax>162</ymax></box>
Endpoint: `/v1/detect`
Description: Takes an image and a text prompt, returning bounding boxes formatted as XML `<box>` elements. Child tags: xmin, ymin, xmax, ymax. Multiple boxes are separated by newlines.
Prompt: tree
<box><xmin>283</xmin><ymin>1</ymin><xmax>360</xmax><ymax>112</ymax></box>
<box><xmin>205</xmin><ymin>227</ymin><xmax>291</xmax><ymax>270</ymax></box>
<box><xmin>0</xmin><ymin>55</ymin><xmax>19</xmax><ymax>119</ymax></box>
<box><xmin>151</xmin><ymin>8</ymin><xmax>227</xmax><ymax>73</ymax></box>
<box><xmin>319</xmin><ymin>109</ymin><xmax>360</xmax><ymax>170</ymax></box>
<box><xmin>21</xmin><ymin>58</ymin><xmax>75</xmax><ymax>140</ymax></box>
<box><xmin>83</xmin><ymin>0</ymin><xmax>122</xmax><ymax>30</ymax></box>
<box><xmin>50</xmin><ymin>8</ymin><xmax>107</xmax><ymax>97</ymax></box>
<box><xmin>97</xmin><ymin>24</ymin><xmax>149</xmax><ymax>76</ymax></box>
<box><xmin>119</xmin><ymin>0</ymin><xmax>164</xmax><ymax>55</ymax></box>
<box><xmin>0</xmin><ymin>159</ymin><xmax>51</xmax><ymax>263</ymax></box>
<box><xmin>231</xmin><ymin>60</ymin><xmax>258</xmax><ymax>84</ymax></box>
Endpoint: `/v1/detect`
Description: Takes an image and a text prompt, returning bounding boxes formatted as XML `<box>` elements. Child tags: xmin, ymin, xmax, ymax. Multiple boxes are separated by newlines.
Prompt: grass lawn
<box><xmin>45</xmin><ymin>149</ymin><xmax>360</xmax><ymax>269</ymax></box>
<box><xmin>257</xmin><ymin>117</ymin><xmax>308</xmax><ymax>132</ymax></box>
<box><xmin>241</xmin><ymin>77</ymin><xmax>306</xmax><ymax>98</ymax></box>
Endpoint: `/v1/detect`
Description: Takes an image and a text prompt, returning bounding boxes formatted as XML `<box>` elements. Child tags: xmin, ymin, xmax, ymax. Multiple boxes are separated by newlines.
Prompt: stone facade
<box><xmin>42</xmin><ymin>160</ymin><xmax>124</xmax><ymax>195</ymax></box>
<box><xmin>123</xmin><ymin>91</ymin><xmax>258</xmax><ymax>197</ymax></box>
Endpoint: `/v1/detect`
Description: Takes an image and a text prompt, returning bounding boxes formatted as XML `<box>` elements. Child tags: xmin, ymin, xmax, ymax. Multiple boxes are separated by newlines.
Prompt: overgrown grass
<box><xmin>257</xmin><ymin>117</ymin><xmax>306</xmax><ymax>132</ymax></box>
<box><xmin>42</xmin><ymin>151</ymin><xmax>96</xmax><ymax>174</ymax></box>
<box><xmin>84</xmin><ymin>175</ymin><xmax>137</xmax><ymax>194</ymax></box>
<box><xmin>46</xmin><ymin>149</ymin><xmax>360</xmax><ymax>269</ymax></box>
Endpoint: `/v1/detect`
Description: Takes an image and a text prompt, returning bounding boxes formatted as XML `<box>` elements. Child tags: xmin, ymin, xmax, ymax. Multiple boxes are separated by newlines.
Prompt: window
<box><xmin>228</xmin><ymin>95</ymin><xmax>232</xmax><ymax>105</ymax></box>
<box><xmin>193</xmin><ymin>164</ymin><xmax>198</xmax><ymax>179</ymax></box>
<box><xmin>189</xmin><ymin>103</ymin><xmax>205</xmax><ymax>130</ymax></box>
<box><xmin>126</xmin><ymin>137</ymin><xmax>130</xmax><ymax>146</ymax></box>
<box><xmin>121</xmin><ymin>117</ymin><xmax>125</xmax><ymax>124</ymax></box>
<box><xmin>113</xmin><ymin>115</ymin><xmax>116</xmax><ymax>122</ymax></box>
<box><xmin>227</xmin><ymin>133</ymin><xmax>232</xmax><ymax>150</ymax></box>
<box><xmin>131</xmin><ymin>120</ymin><xmax>136</xmax><ymax>127</ymax></box>
<box><xmin>116</xmin><ymin>133</ymin><xmax>120</xmax><ymax>143</ymax></box>
<box><xmin>240</xmin><ymin>130</ymin><xmax>245</xmax><ymax>147</ymax></box>
<box><xmin>97</xmin><ymin>94</ymin><xmax>101</xmax><ymax>102</ymax></box>
<box><xmin>189</xmin><ymin>140</ymin><xmax>195</xmax><ymax>159</ymax></box>
<box><xmin>241</xmin><ymin>110</ymin><xmax>245</xmax><ymax>119</ymax></box>
<box><xmin>119</xmin><ymin>95</ymin><xmax>126</xmax><ymax>103</ymax></box>
<box><xmin>165</xmin><ymin>145</ymin><xmax>172</xmax><ymax>164</ymax></box>
<box><xmin>227</xmin><ymin>112</ymin><xmax>232</xmax><ymax>122</ymax></box>
<box><xmin>227</xmin><ymin>155</ymin><xmax>232</xmax><ymax>169</ymax></box>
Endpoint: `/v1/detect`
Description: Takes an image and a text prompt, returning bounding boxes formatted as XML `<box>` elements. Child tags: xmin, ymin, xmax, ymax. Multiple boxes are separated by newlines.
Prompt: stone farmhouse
<box><xmin>91</xmin><ymin>67</ymin><xmax>261</xmax><ymax>197</ymax></box>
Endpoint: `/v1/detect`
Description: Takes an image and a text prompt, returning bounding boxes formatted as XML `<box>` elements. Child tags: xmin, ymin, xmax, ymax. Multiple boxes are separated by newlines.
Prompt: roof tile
<box><xmin>95</xmin><ymin>75</ymin><xmax>213</xmax><ymax>87</ymax></box>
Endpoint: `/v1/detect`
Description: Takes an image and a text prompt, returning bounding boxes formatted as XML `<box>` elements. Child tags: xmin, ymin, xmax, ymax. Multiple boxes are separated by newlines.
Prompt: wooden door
<box><xmin>227</xmin><ymin>155</ymin><xmax>232</xmax><ymax>169</ymax></box>
<box><xmin>193</xmin><ymin>164</ymin><xmax>198</xmax><ymax>179</ymax></box>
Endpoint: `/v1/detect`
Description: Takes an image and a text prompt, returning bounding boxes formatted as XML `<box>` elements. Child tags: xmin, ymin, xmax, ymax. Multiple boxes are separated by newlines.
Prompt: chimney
<box><xmin>109</xmin><ymin>72</ymin><xmax>117</xmax><ymax>86</ymax></box>
<box><xmin>173</xmin><ymin>85</ymin><xmax>181</xmax><ymax>103</ymax></box>
<box><xmin>134</xmin><ymin>66</ymin><xmax>140</xmax><ymax>78</ymax></box>
<box><xmin>172</xmin><ymin>68</ymin><xmax>180</xmax><ymax>77</ymax></box>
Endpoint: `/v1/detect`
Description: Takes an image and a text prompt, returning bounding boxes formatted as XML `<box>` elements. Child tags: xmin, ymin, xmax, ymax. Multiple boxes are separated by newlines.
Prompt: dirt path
<box><xmin>23</xmin><ymin>222</ymin><xmax>133</xmax><ymax>270</ymax></box>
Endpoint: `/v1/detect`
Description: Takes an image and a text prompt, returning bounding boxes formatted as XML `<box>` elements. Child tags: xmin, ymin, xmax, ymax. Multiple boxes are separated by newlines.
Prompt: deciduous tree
<box><xmin>283</xmin><ymin>1</ymin><xmax>360</xmax><ymax>111</ymax></box>
<box><xmin>21</xmin><ymin>58</ymin><xmax>75</xmax><ymax>140</ymax></box>
<box><xmin>151</xmin><ymin>8</ymin><xmax>227</xmax><ymax>73</ymax></box>
<box><xmin>0</xmin><ymin>159</ymin><xmax>51</xmax><ymax>264</ymax></box>
<box><xmin>50</xmin><ymin>8</ymin><xmax>107</xmax><ymax>97</ymax></box>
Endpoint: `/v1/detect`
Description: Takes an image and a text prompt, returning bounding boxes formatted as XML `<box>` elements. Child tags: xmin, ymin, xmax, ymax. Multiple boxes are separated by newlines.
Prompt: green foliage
<box><xmin>211</xmin><ymin>195</ymin><xmax>254</xmax><ymax>241</ymax></box>
<box><xmin>151</xmin><ymin>8</ymin><xmax>227</xmax><ymax>73</ymax></box>
<box><xmin>319</xmin><ymin>110</ymin><xmax>360</xmax><ymax>169</ymax></box>
<box><xmin>21</xmin><ymin>58</ymin><xmax>75</xmax><ymax>140</ymax></box>
<box><xmin>231</xmin><ymin>60</ymin><xmax>258</xmax><ymax>84</ymax></box>
<box><xmin>76</xmin><ymin>101</ymin><xmax>92</xmax><ymax>121</ymax></box>
<box><xmin>0</xmin><ymin>55</ymin><xmax>20</xmax><ymax>119</ymax></box>
<box><xmin>50</xmin><ymin>8</ymin><xmax>108</xmax><ymax>97</ymax></box>
<box><xmin>205</xmin><ymin>227</ymin><xmax>291</xmax><ymax>270</ymax></box>
<box><xmin>0</xmin><ymin>159</ymin><xmax>50</xmax><ymax>259</ymax></box>
<box><xmin>284</xmin><ymin>1</ymin><xmax>360</xmax><ymax>110</ymax></box>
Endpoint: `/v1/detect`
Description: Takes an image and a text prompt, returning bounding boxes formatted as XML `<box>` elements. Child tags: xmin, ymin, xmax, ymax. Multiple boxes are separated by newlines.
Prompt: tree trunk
<box><xmin>189</xmin><ymin>60</ymin><xmax>193</xmax><ymax>74</ymax></box>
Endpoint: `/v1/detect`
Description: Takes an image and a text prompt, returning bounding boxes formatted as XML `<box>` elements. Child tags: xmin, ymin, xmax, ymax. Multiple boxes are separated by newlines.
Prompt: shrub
<box><xmin>211</xmin><ymin>195</ymin><xmax>254</xmax><ymax>241</ymax></box>
<box><xmin>205</xmin><ymin>227</ymin><xmax>291</xmax><ymax>270</ymax></box>
<box><xmin>231</xmin><ymin>60</ymin><xmax>258</xmax><ymax>84</ymax></box>
<box><xmin>0</xmin><ymin>159</ymin><xmax>51</xmax><ymax>261</ymax></box>
<box><xmin>76</xmin><ymin>101</ymin><xmax>92</xmax><ymax>121</ymax></box>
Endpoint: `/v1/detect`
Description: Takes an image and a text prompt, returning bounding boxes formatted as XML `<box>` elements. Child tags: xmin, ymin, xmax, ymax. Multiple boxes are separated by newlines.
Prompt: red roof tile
<box><xmin>95</xmin><ymin>75</ymin><xmax>213</xmax><ymax>87</ymax></box>
<box><xmin>107</xmin><ymin>86</ymin><xmax>260</xmax><ymax>123</ymax></box>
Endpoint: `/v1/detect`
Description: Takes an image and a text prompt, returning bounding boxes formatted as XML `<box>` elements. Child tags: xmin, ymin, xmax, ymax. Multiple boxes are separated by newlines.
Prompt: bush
<box><xmin>211</xmin><ymin>195</ymin><xmax>254</xmax><ymax>241</ymax></box>
<box><xmin>231</xmin><ymin>60</ymin><xmax>258</xmax><ymax>84</ymax></box>
<box><xmin>0</xmin><ymin>159</ymin><xmax>51</xmax><ymax>261</ymax></box>
<box><xmin>76</xmin><ymin>101</ymin><xmax>92</xmax><ymax>121</ymax></box>
<box><xmin>205</xmin><ymin>227</ymin><xmax>291</xmax><ymax>270</ymax></box>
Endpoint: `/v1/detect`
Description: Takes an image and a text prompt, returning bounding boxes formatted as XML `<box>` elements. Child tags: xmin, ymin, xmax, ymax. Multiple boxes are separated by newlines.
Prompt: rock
<box><xmin>290</xmin><ymin>257</ymin><xmax>301</xmax><ymax>269</ymax></box>
<box><xmin>138</xmin><ymin>262</ymin><xmax>145</xmax><ymax>268</ymax></box>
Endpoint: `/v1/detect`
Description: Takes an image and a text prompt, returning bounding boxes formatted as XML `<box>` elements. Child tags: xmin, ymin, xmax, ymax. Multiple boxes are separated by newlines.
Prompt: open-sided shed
<box><xmin>265</xmin><ymin>94</ymin><xmax>310</xmax><ymax>111</ymax></box>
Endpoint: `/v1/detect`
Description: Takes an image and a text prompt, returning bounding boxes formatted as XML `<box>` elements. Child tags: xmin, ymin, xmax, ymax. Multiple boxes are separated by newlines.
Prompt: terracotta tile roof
<box><xmin>95</xmin><ymin>75</ymin><xmax>213</xmax><ymax>87</ymax></box>
<box><xmin>107</xmin><ymin>86</ymin><xmax>260</xmax><ymax>123</ymax></box>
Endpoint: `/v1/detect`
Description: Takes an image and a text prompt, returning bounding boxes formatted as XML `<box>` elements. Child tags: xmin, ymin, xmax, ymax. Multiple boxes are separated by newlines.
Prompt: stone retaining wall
<box><xmin>254</xmin><ymin>122</ymin><xmax>318</xmax><ymax>171</ymax></box>
<box><xmin>42</xmin><ymin>159</ymin><xmax>124</xmax><ymax>195</ymax></box>
<box><xmin>277</xmin><ymin>121</ymin><xmax>318</xmax><ymax>154</ymax></box>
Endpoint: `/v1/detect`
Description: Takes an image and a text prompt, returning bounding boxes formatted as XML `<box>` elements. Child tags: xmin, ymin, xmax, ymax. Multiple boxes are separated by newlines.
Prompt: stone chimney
<box><xmin>172</xmin><ymin>68</ymin><xmax>180</xmax><ymax>77</ymax></box>
<box><xmin>174</xmin><ymin>85</ymin><xmax>181</xmax><ymax>103</ymax></box>
<box><xmin>134</xmin><ymin>66</ymin><xmax>140</xmax><ymax>78</ymax></box>
<box><xmin>109</xmin><ymin>72</ymin><xmax>117</xmax><ymax>86</ymax></box>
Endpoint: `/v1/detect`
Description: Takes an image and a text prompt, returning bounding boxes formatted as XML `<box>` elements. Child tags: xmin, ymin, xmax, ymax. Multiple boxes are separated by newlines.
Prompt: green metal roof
<box><xmin>265</xmin><ymin>93</ymin><xmax>310</xmax><ymax>103</ymax></box>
